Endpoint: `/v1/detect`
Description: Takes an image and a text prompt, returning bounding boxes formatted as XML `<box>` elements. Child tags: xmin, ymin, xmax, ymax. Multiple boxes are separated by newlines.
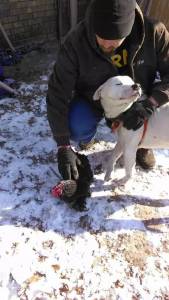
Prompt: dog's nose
<box><xmin>132</xmin><ymin>83</ymin><xmax>140</xmax><ymax>91</ymax></box>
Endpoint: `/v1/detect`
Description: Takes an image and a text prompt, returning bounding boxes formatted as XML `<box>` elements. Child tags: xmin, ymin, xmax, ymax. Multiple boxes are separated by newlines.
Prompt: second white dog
<box><xmin>93</xmin><ymin>75</ymin><xmax>169</xmax><ymax>185</ymax></box>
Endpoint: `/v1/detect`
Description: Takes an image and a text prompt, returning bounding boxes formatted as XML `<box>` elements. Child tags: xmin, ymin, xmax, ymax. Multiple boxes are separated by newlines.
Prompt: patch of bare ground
<box><xmin>113</xmin><ymin>232</ymin><xmax>156</xmax><ymax>269</ymax></box>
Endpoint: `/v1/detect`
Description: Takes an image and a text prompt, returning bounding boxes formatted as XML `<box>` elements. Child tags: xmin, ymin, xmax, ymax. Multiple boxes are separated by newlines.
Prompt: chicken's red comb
<box><xmin>51</xmin><ymin>182</ymin><xmax>64</xmax><ymax>197</ymax></box>
<box><xmin>51</xmin><ymin>180</ymin><xmax>77</xmax><ymax>198</ymax></box>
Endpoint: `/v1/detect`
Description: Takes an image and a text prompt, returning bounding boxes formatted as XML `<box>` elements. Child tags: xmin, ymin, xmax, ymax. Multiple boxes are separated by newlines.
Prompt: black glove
<box><xmin>57</xmin><ymin>147</ymin><xmax>81</xmax><ymax>180</ymax></box>
<box><xmin>121</xmin><ymin>99</ymin><xmax>155</xmax><ymax>131</ymax></box>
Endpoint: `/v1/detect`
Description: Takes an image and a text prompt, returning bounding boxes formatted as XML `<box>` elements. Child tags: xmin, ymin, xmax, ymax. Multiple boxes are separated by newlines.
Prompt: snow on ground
<box><xmin>0</xmin><ymin>80</ymin><xmax>169</xmax><ymax>300</ymax></box>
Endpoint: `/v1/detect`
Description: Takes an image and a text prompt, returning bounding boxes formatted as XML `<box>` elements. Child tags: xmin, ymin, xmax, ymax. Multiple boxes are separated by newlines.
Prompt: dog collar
<box><xmin>110</xmin><ymin>118</ymin><xmax>148</xmax><ymax>143</ymax></box>
<box><xmin>111</xmin><ymin>119</ymin><xmax>122</xmax><ymax>132</ymax></box>
<box><xmin>139</xmin><ymin>119</ymin><xmax>148</xmax><ymax>145</ymax></box>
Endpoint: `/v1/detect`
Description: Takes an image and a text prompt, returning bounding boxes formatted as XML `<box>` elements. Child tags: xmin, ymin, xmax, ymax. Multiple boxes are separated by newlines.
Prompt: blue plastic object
<box><xmin>0</xmin><ymin>49</ymin><xmax>22</xmax><ymax>66</ymax></box>
<box><xmin>69</xmin><ymin>98</ymin><xmax>101</xmax><ymax>143</ymax></box>
<box><xmin>0</xmin><ymin>65</ymin><xmax>3</xmax><ymax>77</ymax></box>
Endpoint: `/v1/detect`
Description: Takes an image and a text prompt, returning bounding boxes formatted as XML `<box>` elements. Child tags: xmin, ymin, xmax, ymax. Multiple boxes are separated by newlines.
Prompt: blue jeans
<box><xmin>68</xmin><ymin>98</ymin><xmax>103</xmax><ymax>143</ymax></box>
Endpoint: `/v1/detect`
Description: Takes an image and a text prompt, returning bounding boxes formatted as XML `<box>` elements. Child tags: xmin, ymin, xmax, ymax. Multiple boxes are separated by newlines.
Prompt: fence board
<box><xmin>149</xmin><ymin>0</ymin><xmax>169</xmax><ymax>29</ymax></box>
<box><xmin>137</xmin><ymin>0</ymin><xmax>169</xmax><ymax>30</ymax></box>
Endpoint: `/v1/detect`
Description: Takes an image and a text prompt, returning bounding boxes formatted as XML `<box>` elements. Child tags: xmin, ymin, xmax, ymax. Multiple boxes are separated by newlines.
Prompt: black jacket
<box><xmin>47</xmin><ymin>1</ymin><xmax>169</xmax><ymax>145</ymax></box>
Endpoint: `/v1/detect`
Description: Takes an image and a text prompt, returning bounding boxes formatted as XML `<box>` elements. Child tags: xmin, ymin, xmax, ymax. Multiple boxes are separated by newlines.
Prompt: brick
<box><xmin>0</xmin><ymin>0</ymin><xmax>89</xmax><ymax>46</ymax></box>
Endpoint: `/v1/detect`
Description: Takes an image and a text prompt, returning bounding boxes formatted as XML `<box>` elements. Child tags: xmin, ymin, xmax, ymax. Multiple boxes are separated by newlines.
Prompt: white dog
<box><xmin>93</xmin><ymin>75</ymin><xmax>169</xmax><ymax>185</ymax></box>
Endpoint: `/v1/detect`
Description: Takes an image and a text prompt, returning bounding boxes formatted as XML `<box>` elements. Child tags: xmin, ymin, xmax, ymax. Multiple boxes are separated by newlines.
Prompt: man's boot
<box><xmin>136</xmin><ymin>148</ymin><xmax>155</xmax><ymax>170</ymax></box>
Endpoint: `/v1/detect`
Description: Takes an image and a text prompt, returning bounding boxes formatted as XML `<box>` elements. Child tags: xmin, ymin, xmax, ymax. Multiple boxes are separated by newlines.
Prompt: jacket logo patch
<box><xmin>111</xmin><ymin>49</ymin><xmax>128</xmax><ymax>68</ymax></box>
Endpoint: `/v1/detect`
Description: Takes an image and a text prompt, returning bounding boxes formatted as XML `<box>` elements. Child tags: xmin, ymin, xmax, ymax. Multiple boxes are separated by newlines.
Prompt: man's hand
<box><xmin>57</xmin><ymin>146</ymin><xmax>81</xmax><ymax>180</ymax></box>
<box><xmin>121</xmin><ymin>99</ymin><xmax>156</xmax><ymax>131</ymax></box>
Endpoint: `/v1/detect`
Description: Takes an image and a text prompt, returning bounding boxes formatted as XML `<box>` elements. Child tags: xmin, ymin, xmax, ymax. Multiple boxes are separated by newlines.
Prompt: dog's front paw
<box><xmin>104</xmin><ymin>167</ymin><xmax>114</xmax><ymax>182</ymax></box>
<box><xmin>115</xmin><ymin>175</ymin><xmax>132</xmax><ymax>187</ymax></box>
<box><xmin>104</xmin><ymin>172</ymin><xmax>112</xmax><ymax>182</ymax></box>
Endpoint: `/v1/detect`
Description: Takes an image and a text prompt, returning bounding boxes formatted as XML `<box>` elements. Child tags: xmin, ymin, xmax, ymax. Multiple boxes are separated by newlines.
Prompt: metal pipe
<box><xmin>144</xmin><ymin>0</ymin><xmax>153</xmax><ymax>16</ymax></box>
<box><xmin>56</xmin><ymin>0</ymin><xmax>63</xmax><ymax>45</ymax></box>
<box><xmin>0</xmin><ymin>21</ymin><xmax>16</xmax><ymax>52</ymax></box>
<box><xmin>137</xmin><ymin>0</ymin><xmax>153</xmax><ymax>16</ymax></box>
<box><xmin>70</xmin><ymin>0</ymin><xmax>78</xmax><ymax>29</ymax></box>
<box><xmin>0</xmin><ymin>80</ymin><xmax>18</xmax><ymax>95</ymax></box>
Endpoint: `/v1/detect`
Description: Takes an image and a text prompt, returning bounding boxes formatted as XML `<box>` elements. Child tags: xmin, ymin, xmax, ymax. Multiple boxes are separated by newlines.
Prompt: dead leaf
<box><xmin>75</xmin><ymin>286</ymin><xmax>84</xmax><ymax>295</ymax></box>
<box><xmin>59</xmin><ymin>283</ymin><xmax>69</xmax><ymax>295</ymax></box>
<box><xmin>51</xmin><ymin>264</ymin><xmax>60</xmax><ymax>272</ymax></box>
<box><xmin>26</xmin><ymin>272</ymin><xmax>46</xmax><ymax>284</ymax></box>
<box><xmin>115</xmin><ymin>280</ymin><xmax>124</xmax><ymax>288</ymax></box>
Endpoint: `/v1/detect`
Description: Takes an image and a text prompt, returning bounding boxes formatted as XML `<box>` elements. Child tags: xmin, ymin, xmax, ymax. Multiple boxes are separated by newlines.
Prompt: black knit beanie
<box><xmin>93</xmin><ymin>0</ymin><xmax>136</xmax><ymax>40</ymax></box>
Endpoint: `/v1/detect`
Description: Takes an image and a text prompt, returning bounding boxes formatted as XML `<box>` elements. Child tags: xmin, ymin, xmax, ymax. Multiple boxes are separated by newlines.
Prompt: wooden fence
<box><xmin>137</xmin><ymin>0</ymin><xmax>169</xmax><ymax>30</ymax></box>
